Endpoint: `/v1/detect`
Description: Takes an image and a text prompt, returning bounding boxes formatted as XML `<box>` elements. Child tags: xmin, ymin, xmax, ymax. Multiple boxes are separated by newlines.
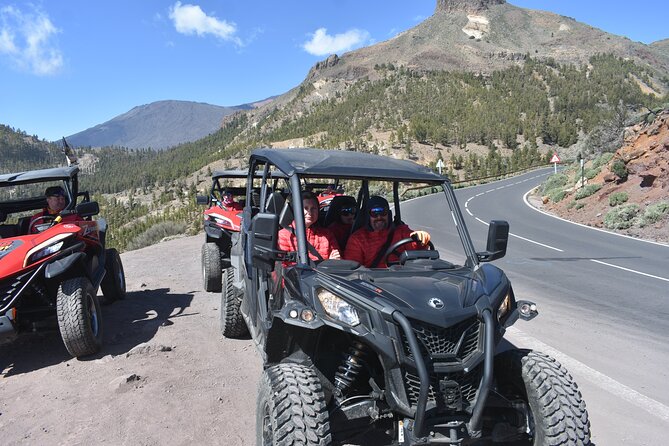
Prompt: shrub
<box><xmin>585</xmin><ymin>167</ymin><xmax>601</xmax><ymax>179</ymax></box>
<box><xmin>608</xmin><ymin>192</ymin><xmax>628</xmax><ymax>207</ymax></box>
<box><xmin>126</xmin><ymin>221</ymin><xmax>187</xmax><ymax>251</ymax></box>
<box><xmin>549</xmin><ymin>189</ymin><xmax>567</xmax><ymax>203</ymax></box>
<box><xmin>611</xmin><ymin>159</ymin><xmax>628</xmax><ymax>181</ymax></box>
<box><xmin>604</xmin><ymin>204</ymin><xmax>640</xmax><ymax>229</ymax></box>
<box><xmin>567</xmin><ymin>200</ymin><xmax>577</xmax><ymax>209</ymax></box>
<box><xmin>638</xmin><ymin>201</ymin><xmax>669</xmax><ymax>226</ymax></box>
<box><xmin>574</xmin><ymin>184</ymin><xmax>602</xmax><ymax>200</ymax></box>
<box><xmin>574</xmin><ymin>202</ymin><xmax>585</xmax><ymax>210</ymax></box>
<box><xmin>592</xmin><ymin>153</ymin><xmax>614</xmax><ymax>169</ymax></box>
<box><xmin>542</xmin><ymin>173</ymin><xmax>568</xmax><ymax>194</ymax></box>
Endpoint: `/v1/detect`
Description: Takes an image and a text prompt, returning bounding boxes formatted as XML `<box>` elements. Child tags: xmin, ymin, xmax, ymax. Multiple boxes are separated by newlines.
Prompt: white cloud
<box><xmin>302</xmin><ymin>28</ymin><xmax>371</xmax><ymax>56</ymax></box>
<box><xmin>169</xmin><ymin>1</ymin><xmax>241</xmax><ymax>45</ymax></box>
<box><xmin>0</xmin><ymin>5</ymin><xmax>63</xmax><ymax>75</ymax></box>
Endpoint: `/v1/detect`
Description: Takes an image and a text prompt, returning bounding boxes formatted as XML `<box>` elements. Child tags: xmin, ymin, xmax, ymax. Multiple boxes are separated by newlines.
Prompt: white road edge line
<box><xmin>522</xmin><ymin>189</ymin><xmax>669</xmax><ymax>248</ymax></box>
<box><xmin>474</xmin><ymin>219</ymin><xmax>564</xmax><ymax>252</ymax></box>
<box><xmin>590</xmin><ymin>259</ymin><xmax>669</xmax><ymax>283</ymax></box>
<box><xmin>507</xmin><ymin>326</ymin><xmax>669</xmax><ymax>422</ymax></box>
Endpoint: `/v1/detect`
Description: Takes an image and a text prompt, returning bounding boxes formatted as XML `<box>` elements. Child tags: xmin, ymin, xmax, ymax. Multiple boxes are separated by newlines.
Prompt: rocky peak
<box><xmin>435</xmin><ymin>0</ymin><xmax>505</xmax><ymax>14</ymax></box>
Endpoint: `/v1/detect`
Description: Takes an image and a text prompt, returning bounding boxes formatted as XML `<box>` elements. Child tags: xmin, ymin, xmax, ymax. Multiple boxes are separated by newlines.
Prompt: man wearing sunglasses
<box><xmin>344</xmin><ymin>195</ymin><xmax>430</xmax><ymax>268</ymax></box>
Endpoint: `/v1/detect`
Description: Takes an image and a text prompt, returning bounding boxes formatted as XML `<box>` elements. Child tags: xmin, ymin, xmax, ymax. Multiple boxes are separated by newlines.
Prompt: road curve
<box><xmin>403</xmin><ymin>168</ymin><xmax>669</xmax><ymax>446</ymax></box>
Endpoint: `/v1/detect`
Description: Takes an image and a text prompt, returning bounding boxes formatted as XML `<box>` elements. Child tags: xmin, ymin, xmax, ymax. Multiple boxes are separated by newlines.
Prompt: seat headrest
<box><xmin>265</xmin><ymin>191</ymin><xmax>285</xmax><ymax>214</ymax></box>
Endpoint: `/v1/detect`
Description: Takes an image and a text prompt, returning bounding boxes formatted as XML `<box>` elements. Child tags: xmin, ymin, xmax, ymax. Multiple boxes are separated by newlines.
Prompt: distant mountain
<box><xmin>65</xmin><ymin>100</ymin><xmax>256</xmax><ymax>150</ymax></box>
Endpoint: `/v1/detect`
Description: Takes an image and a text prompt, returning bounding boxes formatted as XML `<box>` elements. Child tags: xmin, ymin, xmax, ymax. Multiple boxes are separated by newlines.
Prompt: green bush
<box><xmin>549</xmin><ymin>189</ymin><xmax>567</xmax><ymax>203</ymax></box>
<box><xmin>126</xmin><ymin>221</ymin><xmax>187</xmax><ymax>251</ymax></box>
<box><xmin>585</xmin><ymin>167</ymin><xmax>601</xmax><ymax>179</ymax></box>
<box><xmin>604</xmin><ymin>204</ymin><xmax>640</xmax><ymax>229</ymax></box>
<box><xmin>611</xmin><ymin>159</ymin><xmax>628</xmax><ymax>181</ymax></box>
<box><xmin>574</xmin><ymin>184</ymin><xmax>602</xmax><ymax>200</ymax></box>
<box><xmin>567</xmin><ymin>200</ymin><xmax>577</xmax><ymax>209</ymax></box>
<box><xmin>574</xmin><ymin>202</ymin><xmax>585</xmax><ymax>210</ymax></box>
<box><xmin>638</xmin><ymin>201</ymin><xmax>669</xmax><ymax>226</ymax></box>
<box><xmin>592</xmin><ymin>153</ymin><xmax>614</xmax><ymax>169</ymax></box>
<box><xmin>608</xmin><ymin>192</ymin><xmax>628</xmax><ymax>207</ymax></box>
<box><xmin>542</xmin><ymin>173</ymin><xmax>569</xmax><ymax>194</ymax></box>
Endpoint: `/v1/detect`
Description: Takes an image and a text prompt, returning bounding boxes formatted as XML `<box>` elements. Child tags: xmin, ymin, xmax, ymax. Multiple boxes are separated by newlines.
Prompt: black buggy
<box><xmin>224</xmin><ymin>148</ymin><xmax>590</xmax><ymax>445</ymax></box>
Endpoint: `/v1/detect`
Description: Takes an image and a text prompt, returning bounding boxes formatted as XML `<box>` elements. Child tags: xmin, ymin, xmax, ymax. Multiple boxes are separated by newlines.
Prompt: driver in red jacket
<box><xmin>29</xmin><ymin>186</ymin><xmax>81</xmax><ymax>233</ymax></box>
<box><xmin>344</xmin><ymin>196</ymin><xmax>430</xmax><ymax>268</ymax></box>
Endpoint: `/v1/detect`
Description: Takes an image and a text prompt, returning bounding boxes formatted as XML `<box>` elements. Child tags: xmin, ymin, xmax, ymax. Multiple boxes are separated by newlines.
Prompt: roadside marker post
<box><xmin>436</xmin><ymin>158</ymin><xmax>444</xmax><ymax>175</ymax></box>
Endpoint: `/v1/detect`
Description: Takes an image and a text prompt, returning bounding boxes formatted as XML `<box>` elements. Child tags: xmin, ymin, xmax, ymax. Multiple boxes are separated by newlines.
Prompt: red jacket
<box><xmin>327</xmin><ymin>221</ymin><xmax>352</xmax><ymax>250</ymax></box>
<box><xmin>344</xmin><ymin>224</ymin><xmax>421</xmax><ymax>268</ymax></box>
<box><xmin>278</xmin><ymin>225</ymin><xmax>340</xmax><ymax>261</ymax></box>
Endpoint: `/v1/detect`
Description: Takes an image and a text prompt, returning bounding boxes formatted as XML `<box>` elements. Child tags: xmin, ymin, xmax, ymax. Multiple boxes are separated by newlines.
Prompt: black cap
<box><xmin>45</xmin><ymin>186</ymin><xmax>66</xmax><ymax>197</ymax></box>
<box><xmin>369</xmin><ymin>195</ymin><xmax>389</xmax><ymax>210</ymax></box>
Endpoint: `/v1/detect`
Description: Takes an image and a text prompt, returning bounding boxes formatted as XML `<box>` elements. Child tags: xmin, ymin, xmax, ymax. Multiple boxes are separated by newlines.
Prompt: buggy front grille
<box><xmin>402</xmin><ymin>317</ymin><xmax>481</xmax><ymax>365</ymax></box>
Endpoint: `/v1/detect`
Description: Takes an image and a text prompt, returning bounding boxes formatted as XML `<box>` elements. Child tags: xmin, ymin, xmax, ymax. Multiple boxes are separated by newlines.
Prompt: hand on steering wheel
<box><xmin>383</xmin><ymin>236</ymin><xmax>435</xmax><ymax>266</ymax></box>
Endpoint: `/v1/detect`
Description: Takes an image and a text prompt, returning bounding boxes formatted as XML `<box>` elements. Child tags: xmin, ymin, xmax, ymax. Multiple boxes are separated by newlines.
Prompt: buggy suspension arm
<box><xmin>468</xmin><ymin>309</ymin><xmax>494</xmax><ymax>436</ymax></box>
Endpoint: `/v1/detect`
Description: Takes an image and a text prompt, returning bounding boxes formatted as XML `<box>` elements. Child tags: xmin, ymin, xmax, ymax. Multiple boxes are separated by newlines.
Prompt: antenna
<box><xmin>62</xmin><ymin>137</ymin><xmax>78</xmax><ymax>166</ymax></box>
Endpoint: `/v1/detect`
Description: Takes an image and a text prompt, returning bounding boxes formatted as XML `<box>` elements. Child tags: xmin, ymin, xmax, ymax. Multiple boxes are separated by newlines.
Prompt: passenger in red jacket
<box><xmin>29</xmin><ymin>186</ymin><xmax>81</xmax><ymax>233</ymax></box>
<box><xmin>344</xmin><ymin>196</ymin><xmax>430</xmax><ymax>268</ymax></box>
<box><xmin>278</xmin><ymin>191</ymin><xmax>340</xmax><ymax>262</ymax></box>
<box><xmin>327</xmin><ymin>195</ymin><xmax>357</xmax><ymax>250</ymax></box>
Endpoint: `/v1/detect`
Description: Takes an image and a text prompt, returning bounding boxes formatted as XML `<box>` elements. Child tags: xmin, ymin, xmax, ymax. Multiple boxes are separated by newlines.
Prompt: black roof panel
<box><xmin>250</xmin><ymin>148</ymin><xmax>445</xmax><ymax>183</ymax></box>
<box><xmin>0</xmin><ymin>166</ymin><xmax>79</xmax><ymax>186</ymax></box>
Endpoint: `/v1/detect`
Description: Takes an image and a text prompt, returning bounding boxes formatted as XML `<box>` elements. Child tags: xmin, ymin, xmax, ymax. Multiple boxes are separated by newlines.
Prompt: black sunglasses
<box><xmin>369</xmin><ymin>207</ymin><xmax>389</xmax><ymax>218</ymax></box>
<box><xmin>340</xmin><ymin>207</ymin><xmax>356</xmax><ymax>216</ymax></box>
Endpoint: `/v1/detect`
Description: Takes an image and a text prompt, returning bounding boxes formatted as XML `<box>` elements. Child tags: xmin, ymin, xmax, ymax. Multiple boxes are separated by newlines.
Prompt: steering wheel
<box><xmin>383</xmin><ymin>237</ymin><xmax>435</xmax><ymax>266</ymax></box>
<box><xmin>29</xmin><ymin>215</ymin><xmax>56</xmax><ymax>233</ymax></box>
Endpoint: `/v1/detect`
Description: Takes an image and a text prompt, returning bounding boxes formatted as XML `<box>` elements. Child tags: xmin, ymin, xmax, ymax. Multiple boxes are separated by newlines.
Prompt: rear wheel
<box><xmin>220</xmin><ymin>267</ymin><xmax>248</xmax><ymax>338</ymax></box>
<box><xmin>100</xmin><ymin>248</ymin><xmax>126</xmax><ymax>303</ymax></box>
<box><xmin>257</xmin><ymin>363</ymin><xmax>331</xmax><ymax>446</ymax></box>
<box><xmin>202</xmin><ymin>242</ymin><xmax>222</xmax><ymax>292</ymax></box>
<box><xmin>493</xmin><ymin>349</ymin><xmax>591</xmax><ymax>445</ymax></box>
<box><xmin>57</xmin><ymin>277</ymin><xmax>103</xmax><ymax>358</ymax></box>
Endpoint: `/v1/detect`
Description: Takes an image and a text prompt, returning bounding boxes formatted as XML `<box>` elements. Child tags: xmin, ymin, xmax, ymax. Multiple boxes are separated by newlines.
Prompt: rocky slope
<box><xmin>540</xmin><ymin>109</ymin><xmax>669</xmax><ymax>244</ymax></box>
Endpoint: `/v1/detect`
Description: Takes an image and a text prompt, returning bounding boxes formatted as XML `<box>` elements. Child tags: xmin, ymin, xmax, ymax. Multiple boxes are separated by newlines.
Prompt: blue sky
<box><xmin>1</xmin><ymin>1</ymin><xmax>667</xmax><ymax>143</ymax></box>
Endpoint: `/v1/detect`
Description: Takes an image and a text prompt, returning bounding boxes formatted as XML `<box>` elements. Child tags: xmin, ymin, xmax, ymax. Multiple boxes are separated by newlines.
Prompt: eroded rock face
<box><xmin>435</xmin><ymin>0</ymin><xmax>505</xmax><ymax>14</ymax></box>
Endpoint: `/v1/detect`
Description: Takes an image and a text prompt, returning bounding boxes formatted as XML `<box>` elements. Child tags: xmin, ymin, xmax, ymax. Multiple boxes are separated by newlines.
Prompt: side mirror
<box><xmin>477</xmin><ymin>220</ymin><xmax>509</xmax><ymax>262</ymax></box>
<box><xmin>74</xmin><ymin>201</ymin><xmax>99</xmax><ymax>218</ymax></box>
<box><xmin>196</xmin><ymin>195</ymin><xmax>209</xmax><ymax>205</ymax></box>
<box><xmin>251</xmin><ymin>212</ymin><xmax>279</xmax><ymax>272</ymax></box>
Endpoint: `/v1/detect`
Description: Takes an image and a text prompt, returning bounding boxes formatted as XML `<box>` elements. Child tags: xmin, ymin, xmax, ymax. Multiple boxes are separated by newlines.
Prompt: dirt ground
<box><xmin>0</xmin><ymin>234</ymin><xmax>261</xmax><ymax>446</ymax></box>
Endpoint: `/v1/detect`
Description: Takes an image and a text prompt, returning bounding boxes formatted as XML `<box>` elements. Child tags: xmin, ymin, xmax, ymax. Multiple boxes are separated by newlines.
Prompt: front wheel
<box><xmin>202</xmin><ymin>242</ymin><xmax>222</xmax><ymax>292</ymax></box>
<box><xmin>57</xmin><ymin>277</ymin><xmax>103</xmax><ymax>358</ymax></box>
<box><xmin>257</xmin><ymin>363</ymin><xmax>331</xmax><ymax>446</ymax></box>
<box><xmin>493</xmin><ymin>349</ymin><xmax>591</xmax><ymax>445</ymax></box>
<box><xmin>220</xmin><ymin>267</ymin><xmax>248</xmax><ymax>338</ymax></box>
<box><xmin>100</xmin><ymin>248</ymin><xmax>126</xmax><ymax>303</ymax></box>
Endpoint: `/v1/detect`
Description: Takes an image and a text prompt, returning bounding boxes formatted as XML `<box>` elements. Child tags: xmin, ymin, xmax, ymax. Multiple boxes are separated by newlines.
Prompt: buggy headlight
<box><xmin>316</xmin><ymin>288</ymin><xmax>360</xmax><ymax>326</ymax></box>
<box><xmin>25</xmin><ymin>233</ymin><xmax>72</xmax><ymax>266</ymax></box>
<box><xmin>497</xmin><ymin>290</ymin><xmax>512</xmax><ymax>322</ymax></box>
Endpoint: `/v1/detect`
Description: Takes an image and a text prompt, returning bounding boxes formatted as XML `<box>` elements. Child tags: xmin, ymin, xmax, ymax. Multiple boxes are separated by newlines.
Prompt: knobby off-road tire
<box><xmin>100</xmin><ymin>248</ymin><xmax>126</xmax><ymax>303</ymax></box>
<box><xmin>220</xmin><ymin>267</ymin><xmax>248</xmax><ymax>338</ymax></box>
<box><xmin>495</xmin><ymin>349</ymin><xmax>591</xmax><ymax>445</ymax></box>
<box><xmin>57</xmin><ymin>277</ymin><xmax>103</xmax><ymax>358</ymax></box>
<box><xmin>202</xmin><ymin>242</ymin><xmax>222</xmax><ymax>292</ymax></box>
<box><xmin>257</xmin><ymin>363</ymin><xmax>332</xmax><ymax>446</ymax></box>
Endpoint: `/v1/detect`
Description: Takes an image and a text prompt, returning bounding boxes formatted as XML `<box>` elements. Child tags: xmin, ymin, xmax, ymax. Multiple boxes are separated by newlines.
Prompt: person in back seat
<box><xmin>278</xmin><ymin>191</ymin><xmax>340</xmax><ymax>262</ymax></box>
<box><xmin>327</xmin><ymin>195</ymin><xmax>357</xmax><ymax>250</ymax></box>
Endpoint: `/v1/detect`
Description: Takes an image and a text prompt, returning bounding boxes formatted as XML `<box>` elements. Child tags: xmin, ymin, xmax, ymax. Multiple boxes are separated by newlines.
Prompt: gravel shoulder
<box><xmin>0</xmin><ymin>234</ymin><xmax>260</xmax><ymax>446</ymax></box>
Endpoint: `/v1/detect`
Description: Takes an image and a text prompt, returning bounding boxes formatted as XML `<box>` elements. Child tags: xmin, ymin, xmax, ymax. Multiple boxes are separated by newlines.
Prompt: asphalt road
<box><xmin>402</xmin><ymin>167</ymin><xmax>669</xmax><ymax>446</ymax></box>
